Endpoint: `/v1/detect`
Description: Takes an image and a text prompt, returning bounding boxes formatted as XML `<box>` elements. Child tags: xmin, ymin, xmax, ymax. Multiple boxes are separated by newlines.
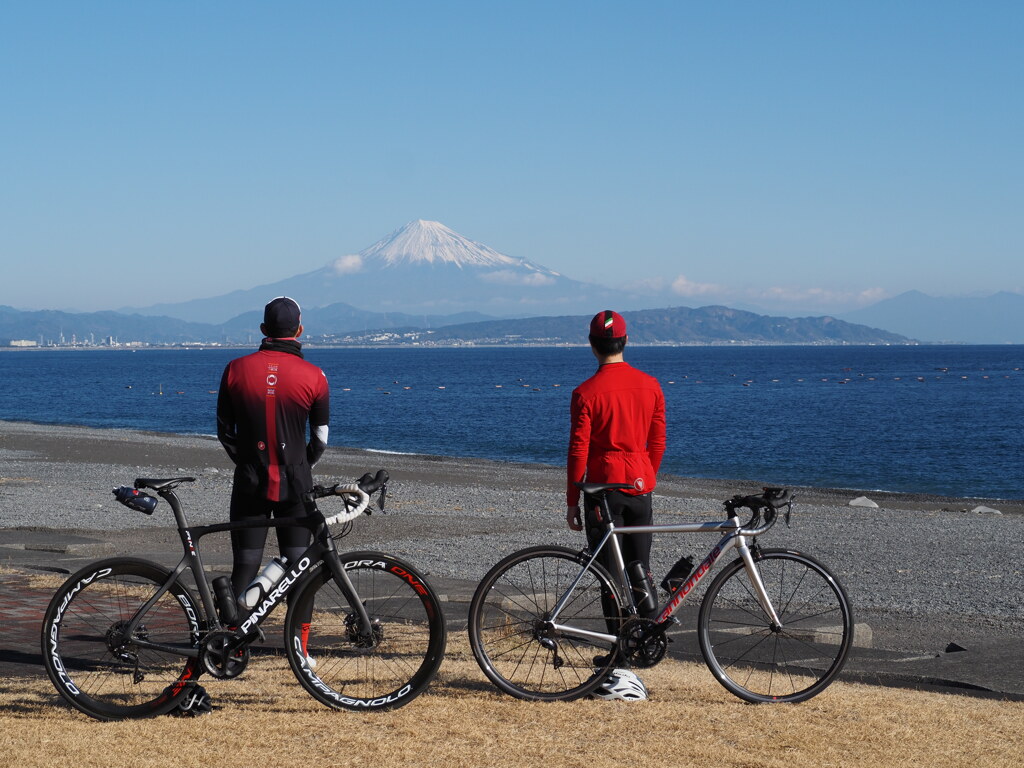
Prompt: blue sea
<box><xmin>1</xmin><ymin>345</ymin><xmax>1021</xmax><ymax>499</ymax></box>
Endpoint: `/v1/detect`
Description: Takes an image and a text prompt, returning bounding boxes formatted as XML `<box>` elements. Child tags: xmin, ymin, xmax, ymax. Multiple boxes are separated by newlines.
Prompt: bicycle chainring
<box><xmin>619</xmin><ymin>618</ymin><xmax>667</xmax><ymax>669</ymax></box>
<box><xmin>200</xmin><ymin>630</ymin><xmax>250</xmax><ymax>679</ymax></box>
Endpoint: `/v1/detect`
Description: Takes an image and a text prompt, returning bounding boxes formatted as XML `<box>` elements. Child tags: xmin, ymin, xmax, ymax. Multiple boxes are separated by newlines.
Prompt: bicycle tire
<box><xmin>468</xmin><ymin>545</ymin><xmax>623</xmax><ymax>701</ymax></box>
<box><xmin>284</xmin><ymin>551</ymin><xmax>446</xmax><ymax>711</ymax></box>
<box><xmin>697</xmin><ymin>548</ymin><xmax>853</xmax><ymax>703</ymax></box>
<box><xmin>40</xmin><ymin>557</ymin><xmax>206</xmax><ymax>720</ymax></box>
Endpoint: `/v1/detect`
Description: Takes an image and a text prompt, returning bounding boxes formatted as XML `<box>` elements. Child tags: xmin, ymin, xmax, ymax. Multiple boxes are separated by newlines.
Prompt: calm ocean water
<box><xmin>1</xmin><ymin>345</ymin><xmax>1021</xmax><ymax>499</ymax></box>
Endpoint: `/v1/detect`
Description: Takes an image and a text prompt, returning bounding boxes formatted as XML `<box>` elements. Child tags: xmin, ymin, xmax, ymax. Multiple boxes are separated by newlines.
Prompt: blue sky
<box><xmin>1</xmin><ymin>2</ymin><xmax>1020</xmax><ymax>314</ymax></box>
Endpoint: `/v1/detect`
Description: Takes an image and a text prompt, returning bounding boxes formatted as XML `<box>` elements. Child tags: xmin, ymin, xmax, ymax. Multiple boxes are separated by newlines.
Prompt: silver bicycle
<box><xmin>469</xmin><ymin>485</ymin><xmax>853</xmax><ymax>703</ymax></box>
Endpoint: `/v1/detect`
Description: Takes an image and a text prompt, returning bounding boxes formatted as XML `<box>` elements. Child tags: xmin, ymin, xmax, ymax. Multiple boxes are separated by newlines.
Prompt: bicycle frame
<box><xmin>117</xmin><ymin>487</ymin><xmax>375</xmax><ymax>659</ymax></box>
<box><xmin>548</xmin><ymin>510</ymin><xmax>783</xmax><ymax>647</ymax></box>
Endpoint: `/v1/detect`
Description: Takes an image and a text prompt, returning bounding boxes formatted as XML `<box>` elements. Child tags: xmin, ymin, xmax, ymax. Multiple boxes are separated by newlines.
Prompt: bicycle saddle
<box><xmin>135</xmin><ymin>477</ymin><xmax>197</xmax><ymax>491</ymax></box>
<box><xmin>575</xmin><ymin>481</ymin><xmax>635</xmax><ymax>495</ymax></box>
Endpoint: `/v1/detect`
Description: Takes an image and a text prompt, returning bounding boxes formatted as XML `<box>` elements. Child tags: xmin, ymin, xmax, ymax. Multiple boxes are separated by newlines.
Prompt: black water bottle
<box><xmin>213</xmin><ymin>575</ymin><xmax>239</xmax><ymax>625</ymax></box>
<box><xmin>627</xmin><ymin>560</ymin><xmax>656</xmax><ymax>615</ymax></box>
<box><xmin>112</xmin><ymin>486</ymin><xmax>158</xmax><ymax>514</ymax></box>
<box><xmin>661</xmin><ymin>554</ymin><xmax>695</xmax><ymax>594</ymax></box>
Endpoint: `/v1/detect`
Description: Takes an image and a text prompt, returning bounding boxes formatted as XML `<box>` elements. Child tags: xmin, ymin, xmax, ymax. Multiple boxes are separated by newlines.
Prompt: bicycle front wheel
<box><xmin>698</xmin><ymin>549</ymin><xmax>853</xmax><ymax>703</ymax></box>
<box><xmin>40</xmin><ymin>557</ymin><xmax>206</xmax><ymax>720</ymax></box>
<box><xmin>468</xmin><ymin>546</ymin><xmax>622</xmax><ymax>701</ymax></box>
<box><xmin>284</xmin><ymin>551</ymin><xmax>446</xmax><ymax>711</ymax></box>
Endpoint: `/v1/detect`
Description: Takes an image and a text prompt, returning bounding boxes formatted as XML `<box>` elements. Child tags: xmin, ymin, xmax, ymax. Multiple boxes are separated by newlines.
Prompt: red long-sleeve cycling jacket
<box><xmin>566</xmin><ymin>361</ymin><xmax>666</xmax><ymax>507</ymax></box>
<box><xmin>217</xmin><ymin>340</ymin><xmax>329</xmax><ymax>503</ymax></box>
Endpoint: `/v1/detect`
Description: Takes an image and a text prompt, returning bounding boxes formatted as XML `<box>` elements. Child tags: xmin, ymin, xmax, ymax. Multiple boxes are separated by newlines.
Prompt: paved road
<box><xmin>4</xmin><ymin>527</ymin><xmax>1021</xmax><ymax>702</ymax></box>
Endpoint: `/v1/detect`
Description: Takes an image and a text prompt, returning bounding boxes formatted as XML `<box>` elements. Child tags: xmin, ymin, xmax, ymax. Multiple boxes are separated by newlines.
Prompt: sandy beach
<box><xmin>1</xmin><ymin>418</ymin><xmax>1022</xmax><ymax>674</ymax></box>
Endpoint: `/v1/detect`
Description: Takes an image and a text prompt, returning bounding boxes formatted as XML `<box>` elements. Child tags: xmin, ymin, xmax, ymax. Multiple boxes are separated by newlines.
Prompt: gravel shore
<box><xmin>2</xmin><ymin>419</ymin><xmax>1022</xmax><ymax>656</ymax></box>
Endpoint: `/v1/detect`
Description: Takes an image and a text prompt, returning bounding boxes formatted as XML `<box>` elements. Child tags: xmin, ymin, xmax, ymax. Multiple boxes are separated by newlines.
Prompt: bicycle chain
<box><xmin>619</xmin><ymin>618</ymin><xmax>668</xmax><ymax>669</ymax></box>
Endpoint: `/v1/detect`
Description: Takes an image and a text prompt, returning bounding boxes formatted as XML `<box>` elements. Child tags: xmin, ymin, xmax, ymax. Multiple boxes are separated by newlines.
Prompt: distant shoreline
<box><xmin>7</xmin><ymin>341</ymin><xmax>1016</xmax><ymax>353</ymax></box>
<box><xmin>1</xmin><ymin>418</ymin><xmax>1020</xmax><ymax>514</ymax></box>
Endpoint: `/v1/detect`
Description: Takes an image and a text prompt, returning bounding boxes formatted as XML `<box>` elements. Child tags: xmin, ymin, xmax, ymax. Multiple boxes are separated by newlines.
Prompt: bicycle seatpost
<box><xmin>163</xmin><ymin>490</ymin><xmax>195</xmax><ymax>532</ymax></box>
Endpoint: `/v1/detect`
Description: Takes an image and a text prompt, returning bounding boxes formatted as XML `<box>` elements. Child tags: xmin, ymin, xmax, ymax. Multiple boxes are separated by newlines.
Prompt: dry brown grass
<box><xmin>0</xmin><ymin>567</ymin><xmax>68</xmax><ymax>589</ymax></box>
<box><xmin>2</xmin><ymin>635</ymin><xmax>1021</xmax><ymax>768</ymax></box>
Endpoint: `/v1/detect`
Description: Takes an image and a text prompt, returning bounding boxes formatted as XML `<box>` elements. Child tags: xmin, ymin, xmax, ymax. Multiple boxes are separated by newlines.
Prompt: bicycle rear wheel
<box><xmin>284</xmin><ymin>551</ymin><xmax>446</xmax><ymax>711</ymax></box>
<box><xmin>698</xmin><ymin>549</ymin><xmax>853</xmax><ymax>703</ymax></box>
<box><xmin>468</xmin><ymin>546</ymin><xmax>622</xmax><ymax>701</ymax></box>
<box><xmin>40</xmin><ymin>557</ymin><xmax>206</xmax><ymax>720</ymax></box>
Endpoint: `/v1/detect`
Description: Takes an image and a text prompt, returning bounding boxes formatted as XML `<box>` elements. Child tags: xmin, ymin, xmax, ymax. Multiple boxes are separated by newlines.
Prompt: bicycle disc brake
<box><xmin>344</xmin><ymin>612</ymin><xmax>384</xmax><ymax>649</ymax></box>
<box><xmin>200</xmin><ymin>630</ymin><xmax>250</xmax><ymax>679</ymax></box>
<box><xmin>619</xmin><ymin>618</ymin><xmax>667</xmax><ymax>669</ymax></box>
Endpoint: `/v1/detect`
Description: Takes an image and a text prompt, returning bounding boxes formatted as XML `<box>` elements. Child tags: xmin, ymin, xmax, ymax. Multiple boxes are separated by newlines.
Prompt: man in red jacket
<box><xmin>567</xmin><ymin>310</ymin><xmax>666</xmax><ymax>689</ymax></box>
<box><xmin>217</xmin><ymin>297</ymin><xmax>330</xmax><ymax>602</ymax></box>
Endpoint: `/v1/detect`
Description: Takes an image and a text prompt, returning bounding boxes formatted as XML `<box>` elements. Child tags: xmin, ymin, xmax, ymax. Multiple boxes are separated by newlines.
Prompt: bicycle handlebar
<box><xmin>311</xmin><ymin>469</ymin><xmax>390</xmax><ymax>526</ymax></box>
<box><xmin>727</xmin><ymin>487</ymin><xmax>793</xmax><ymax>512</ymax></box>
<box><xmin>726</xmin><ymin>487</ymin><xmax>794</xmax><ymax>536</ymax></box>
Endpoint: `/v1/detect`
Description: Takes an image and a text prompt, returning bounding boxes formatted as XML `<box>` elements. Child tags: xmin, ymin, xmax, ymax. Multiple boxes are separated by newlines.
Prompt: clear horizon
<box><xmin>1</xmin><ymin>2</ymin><xmax>1021</xmax><ymax>315</ymax></box>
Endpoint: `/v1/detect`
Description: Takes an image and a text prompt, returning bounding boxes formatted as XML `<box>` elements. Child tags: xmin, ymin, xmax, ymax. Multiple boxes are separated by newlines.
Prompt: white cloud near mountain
<box><xmin>671</xmin><ymin>274</ymin><xmax>724</xmax><ymax>297</ymax></box>
<box><xmin>480</xmin><ymin>270</ymin><xmax>556</xmax><ymax>287</ymax></box>
<box><xmin>332</xmin><ymin>254</ymin><xmax>364</xmax><ymax>275</ymax></box>
<box><xmin>752</xmin><ymin>285</ymin><xmax>888</xmax><ymax>309</ymax></box>
<box><xmin>666</xmin><ymin>274</ymin><xmax>884</xmax><ymax>307</ymax></box>
<box><xmin>620</xmin><ymin>273</ymin><xmax>890</xmax><ymax>314</ymax></box>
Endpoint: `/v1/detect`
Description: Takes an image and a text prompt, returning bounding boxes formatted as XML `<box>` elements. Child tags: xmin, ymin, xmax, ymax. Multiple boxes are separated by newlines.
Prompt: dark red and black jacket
<box><xmin>217</xmin><ymin>338</ymin><xmax>329</xmax><ymax>502</ymax></box>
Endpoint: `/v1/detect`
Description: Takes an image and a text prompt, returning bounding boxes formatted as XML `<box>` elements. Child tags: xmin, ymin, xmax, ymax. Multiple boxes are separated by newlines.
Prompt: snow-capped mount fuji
<box><xmin>132</xmin><ymin>220</ymin><xmax>617</xmax><ymax>323</ymax></box>
<box><xmin>351</xmin><ymin>219</ymin><xmax>555</xmax><ymax>272</ymax></box>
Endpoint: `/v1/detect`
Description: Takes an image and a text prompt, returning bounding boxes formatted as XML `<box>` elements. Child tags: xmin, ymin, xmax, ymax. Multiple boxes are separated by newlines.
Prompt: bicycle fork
<box><xmin>323</xmin><ymin>547</ymin><xmax>377</xmax><ymax>645</ymax></box>
<box><xmin>737</xmin><ymin>538</ymin><xmax>783</xmax><ymax>630</ymax></box>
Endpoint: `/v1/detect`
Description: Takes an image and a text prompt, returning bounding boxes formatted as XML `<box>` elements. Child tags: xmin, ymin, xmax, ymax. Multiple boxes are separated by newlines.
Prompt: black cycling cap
<box><xmin>263</xmin><ymin>296</ymin><xmax>302</xmax><ymax>337</ymax></box>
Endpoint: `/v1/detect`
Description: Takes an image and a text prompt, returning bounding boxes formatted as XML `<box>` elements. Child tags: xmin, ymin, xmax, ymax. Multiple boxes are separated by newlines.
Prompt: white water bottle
<box><xmin>240</xmin><ymin>557</ymin><xmax>288</xmax><ymax>610</ymax></box>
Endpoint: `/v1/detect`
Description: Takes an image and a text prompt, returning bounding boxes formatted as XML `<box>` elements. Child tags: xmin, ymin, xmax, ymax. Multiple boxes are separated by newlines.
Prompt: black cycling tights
<box><xmin>584</xmin><ymin>490</ymin><xmax>655</xmax><ymax>628</ymax></box>
<box><xmin>228</xmin><ymin>489</ymin><xmax>313</xmax><ymax>597</ymax></box>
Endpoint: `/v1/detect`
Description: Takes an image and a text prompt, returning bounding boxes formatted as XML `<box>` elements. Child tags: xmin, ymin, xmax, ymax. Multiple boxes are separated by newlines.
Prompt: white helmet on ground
<box><xmin>589</xmin><ymin>669</ymin><xmax>648</xmax><ymax>701</ymax></box>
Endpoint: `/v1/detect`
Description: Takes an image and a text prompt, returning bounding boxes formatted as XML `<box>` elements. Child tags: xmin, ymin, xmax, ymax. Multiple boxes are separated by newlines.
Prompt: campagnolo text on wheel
<box><xmin>41</xmin><ymin>470</ymin><xmax>447</xmax><ymax>720</ymax></box>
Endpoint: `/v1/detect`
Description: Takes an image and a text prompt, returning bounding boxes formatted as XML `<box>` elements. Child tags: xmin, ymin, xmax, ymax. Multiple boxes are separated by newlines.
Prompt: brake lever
<box><xmin>377</xmin><ymin>482</ymin><xmax>388</xmax><ymax>514</ymax></box>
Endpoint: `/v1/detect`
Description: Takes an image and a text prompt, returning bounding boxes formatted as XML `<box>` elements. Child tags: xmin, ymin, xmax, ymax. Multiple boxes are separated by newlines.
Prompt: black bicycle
<box><xmin>41</xmin><ymin>471</ymin><xmax>447</xmax><ymax>720</ymax></box>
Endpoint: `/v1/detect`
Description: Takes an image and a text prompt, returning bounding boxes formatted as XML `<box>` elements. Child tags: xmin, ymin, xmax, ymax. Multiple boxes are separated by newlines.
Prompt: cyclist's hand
<box><xmin>566</xmin><ymin>505</ymin><xmax>583</xmax><ymax>531</ymax></box>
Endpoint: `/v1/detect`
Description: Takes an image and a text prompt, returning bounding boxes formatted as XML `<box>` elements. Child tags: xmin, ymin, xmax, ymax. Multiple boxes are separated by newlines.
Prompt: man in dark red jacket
<box><xmin>567</xmin><ymin>310</ymin><xmax>666</xmax><ymax>641</ymax></box>
<box><xmin>217</xmin><ymin>297</ymin><xmax>330</xmax><ymax>603</ymax></box>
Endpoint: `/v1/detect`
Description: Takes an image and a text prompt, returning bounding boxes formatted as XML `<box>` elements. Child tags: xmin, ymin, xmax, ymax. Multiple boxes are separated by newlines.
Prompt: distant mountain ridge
<box><xmin>13</xmin><ymin>219</ymin><xmax>1020</xmax><ymax>344</ymax></box>
<box><xmin>116</xmin><ymin>219</ymin><xmax>1022</xmax><ymax>344</ymax></box>
<box><xmin>840</xmin><ymin>290</ymin><xmax>1024</xmax><ymax>344</ymax></box>
<box><xmin>0</xmin><ymin>302</ymin><xmax>909</xmax><ymax>347</ymax></box>
<box><xmin>338</xmin><ymin>305</ymin><xmax>910</xmax><ymax>346</ymax></box>
<box><xmin>0</xmin><ymin>305</ymin><xmax>218</xmax><ymax>345</ymax></box>
<box><xmin>0</xmin><ymin>303</ymin><xmax>495</xmax><ymax>345</ymax></box>
<box><xmin>127</xmin><ymin>220</ymin><xmax>621</xmax><ymax>323</ymax></box>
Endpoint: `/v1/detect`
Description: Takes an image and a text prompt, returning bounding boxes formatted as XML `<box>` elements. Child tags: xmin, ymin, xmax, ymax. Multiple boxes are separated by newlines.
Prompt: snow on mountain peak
<box><xmin>354</xmin><ymin>220</ymin><xmax>542</xmax><ymax>271</ymax></box>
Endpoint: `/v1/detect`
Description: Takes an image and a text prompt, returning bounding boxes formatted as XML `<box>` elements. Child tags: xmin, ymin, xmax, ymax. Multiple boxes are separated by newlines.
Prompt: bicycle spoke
<box><xmin>286</xmin><ymin>553</ymin><xmax>445</xmax><ymax>711</ymax></box>
<box><xmin>699</xmin><ymin>551</ymin><xmax>852</xmax><ymax>703</ymax></box>
<box><xmin>469</xmin><ymin>547</ymin><xmax>620</xmax><ymax>701</ymax></box>
<box><xmin>42</xmin><ymin>560</ymin><xmax>202</xmax><ymax>720</ymax></box>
